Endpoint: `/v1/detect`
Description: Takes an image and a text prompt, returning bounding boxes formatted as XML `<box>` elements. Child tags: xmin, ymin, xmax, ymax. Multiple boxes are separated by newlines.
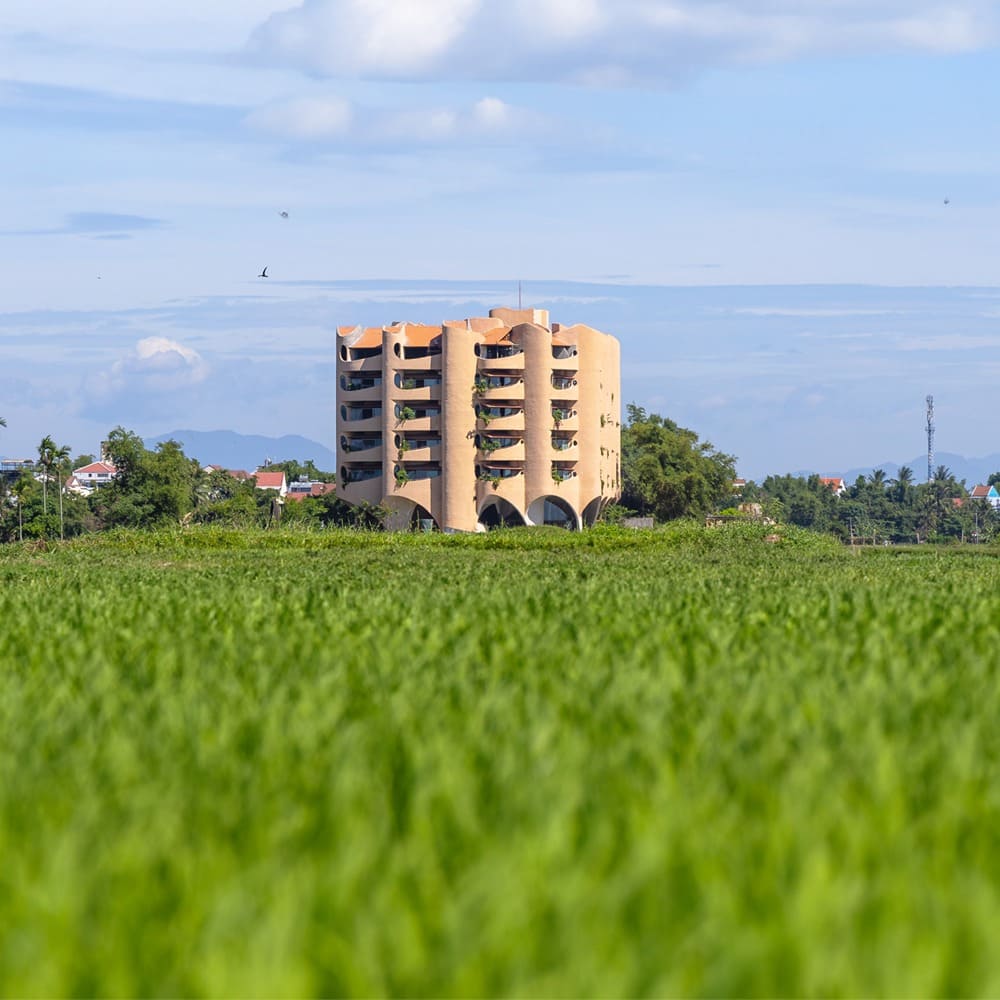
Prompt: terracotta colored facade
<box><xmin>336</xmin><ymin>307</ymin><xmax>621</xmax><ymax>532</ymax></box>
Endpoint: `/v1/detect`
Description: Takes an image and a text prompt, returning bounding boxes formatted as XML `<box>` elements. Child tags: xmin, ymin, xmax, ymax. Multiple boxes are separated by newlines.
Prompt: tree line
<box><xmin>738</xmin><ymin>466</ymin><xmax>1000</xmax><ymax>544</ymax></box>
<box><xmin>0</xmin><ymin>425</ymin><xmax>377</xmax><ymax>542</ymax></box>
<box><xmin>7</xmin><ymin>410</ymin><xmax>989</xmax><ymax>542</ymax></box>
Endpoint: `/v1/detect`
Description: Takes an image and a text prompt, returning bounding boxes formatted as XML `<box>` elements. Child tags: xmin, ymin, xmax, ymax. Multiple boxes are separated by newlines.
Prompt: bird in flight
<box><xmin>944</xmin><ymin>198</ymin><xmax>950</xmax><ymax>205</ymax></box>
<box><xmin>279</xmin><ymin>211</ymin><xmax>289</xmax><ymax>219</ymax></box>
<box><xmin>258</xmin><ymin>266</ymin><xmax>268</xmax><ymax>278</ymax></box>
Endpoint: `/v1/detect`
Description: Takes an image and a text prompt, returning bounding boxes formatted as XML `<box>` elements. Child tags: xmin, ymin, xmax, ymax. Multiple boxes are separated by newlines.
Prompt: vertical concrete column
<box><xmin>382</xmin><ymin>326</ymin><xmax>406</xmax><ymax>490</ymax></box>
<box><xmin>440</xmin><ymin>323</ymin><xmax>479</xmax><ymax>531</ymax></box>
<box><xmin>521</xmin><ymin>322</ymin><xmax>553</xmax><ymax>520</ymax></box>
<box><xmin>574</xmin><ymin>326</ymin><xmax>602</xmax><ymax>509</ymax></box>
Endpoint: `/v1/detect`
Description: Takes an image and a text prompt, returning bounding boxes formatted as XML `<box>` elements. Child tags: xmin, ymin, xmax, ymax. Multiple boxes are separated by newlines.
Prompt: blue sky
<box><xmin>2</xmin><ymin>0</ymin><xmax>1000</xmax><ymax>481</ymax></box>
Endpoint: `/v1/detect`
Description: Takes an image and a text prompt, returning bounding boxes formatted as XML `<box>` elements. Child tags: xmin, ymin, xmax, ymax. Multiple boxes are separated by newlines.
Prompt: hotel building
<box><xmin>336</xmin><ymin>307</ymin><xmax>621</xmax><ymax>532</ymax></box>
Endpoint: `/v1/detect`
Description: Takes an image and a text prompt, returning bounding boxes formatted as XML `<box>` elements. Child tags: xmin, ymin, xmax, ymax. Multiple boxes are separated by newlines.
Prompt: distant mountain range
<box><xmin>148</xmin><ymin>430</ymin><xmax>337</xmax><ymax>473</ymax></box>
<box><xmin>795</xmin><ymin>452</ymin><xmax>1000</xmax><ymax>487</ymax></box>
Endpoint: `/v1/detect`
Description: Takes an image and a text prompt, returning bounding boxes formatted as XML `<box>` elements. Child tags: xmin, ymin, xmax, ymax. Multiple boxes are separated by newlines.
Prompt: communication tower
<box><xmin>926</xmin><ymin>395</ymin><xmax>935</xmax><ymax>482</ymax></box>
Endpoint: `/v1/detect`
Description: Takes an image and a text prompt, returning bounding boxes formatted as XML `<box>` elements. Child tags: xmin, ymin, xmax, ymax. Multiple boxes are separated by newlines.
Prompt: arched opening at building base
<box><xmin>581</xmin><ymin>497</ymin><xmax>604</xmax><ymax>527</ymax></box>
<box><xmin>526</xmin><ymin>495</ymin><xmax>580</xmax><ymax>531</ymax></box>
<box><xmin>478</xmin><ymin>497</ymin><xmax>528</xmax><ymax>530</ymax></box>
<box><xmin>383</xmin><ymin>498</ymin><xmax>440</xmax><ymax>532</ymax></box>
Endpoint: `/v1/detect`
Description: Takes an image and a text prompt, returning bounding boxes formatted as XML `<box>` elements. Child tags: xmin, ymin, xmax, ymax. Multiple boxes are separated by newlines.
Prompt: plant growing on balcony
<box><xmin>397</xmin><ymin>405</ymin><xmax>416</xmax><ymax>423</ymax></box>
<box><xmin>398</xmin><ymin>438</ymin><xmax>411</xmax><ymax>454</ymax></box>
<box><xmin>472</xmin><ymin>376</ymin><xmax>489</xmax><ymax>395</ymax></box>
<box><xmin>552</xmin><ymin>408</ymin><xmax>565</xmax><ymax>425</ymax></box>
<box><xmin>479</xmin><ymin>437</ymin><xmax>500</xmax><ymax>454</ymax></box>
<box><xmin>478</xmin><ymin>408</ymin><xmax>493</xmax><ymax>426</ymax></box>
<box><xmin>394</xmin><ymin>466</ymin><xmax>409</xmax><ymax>488</ymax></box>
<box><xmin>401</xmin><ymin>378</ymin><xmax>416</xmax><ymax>390</ymax></box>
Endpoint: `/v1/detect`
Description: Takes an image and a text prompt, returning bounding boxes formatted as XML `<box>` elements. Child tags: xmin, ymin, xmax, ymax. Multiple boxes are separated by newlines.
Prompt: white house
<box><xmin>71</xmin><ymin>461</ymin><xmax>118</xmax><ymax>494</ymax></box>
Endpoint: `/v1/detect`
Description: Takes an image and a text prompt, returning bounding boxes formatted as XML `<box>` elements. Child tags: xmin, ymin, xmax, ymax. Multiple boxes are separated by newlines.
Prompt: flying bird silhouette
<box><xmin>279</xmin><ymin>211</ymin><xmax>289</xmax><ymax>218</ymax></box>
<box><xmin>944</xmin><ymin>198</ymin><xmax>950</xmax><ymax>205</ymax></box>
<box><xmin>258</xmin><ymin>266</ymin><xmax>268</xmax><ymax>278</ymax></box>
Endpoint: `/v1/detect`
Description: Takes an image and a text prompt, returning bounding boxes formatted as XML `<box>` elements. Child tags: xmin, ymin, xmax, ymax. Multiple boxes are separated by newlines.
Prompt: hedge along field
<box><xmin>2</xmin><ymin>525</ymin><xmax>1000</xmax><ymax>997</ymax></box>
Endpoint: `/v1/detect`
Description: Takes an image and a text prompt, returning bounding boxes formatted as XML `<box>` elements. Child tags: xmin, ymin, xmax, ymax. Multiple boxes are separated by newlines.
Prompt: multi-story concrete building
<box><xmin>336</xmin><ymin>307</ymin><xmax>621</xmax><ymax>532</ymax></box>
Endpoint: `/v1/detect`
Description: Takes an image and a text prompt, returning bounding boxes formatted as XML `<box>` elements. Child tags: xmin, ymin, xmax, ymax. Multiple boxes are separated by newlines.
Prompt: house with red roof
<box><xmin>819</xmin><ymin>477</ymin><xmax>847</xmax><ymax>496</ymax></box>
<box><xmin>71</xmin><ymin>460</ymin><xmax>118</xmax><ymax>494</ymax></box>
<box><xmin>253</xmin><ymin>470</ymin><xmax>287</xmax><ymax>496</ymax></box>
<box><xmin>969</xmin><ymin>484</ymin><xmax>1000</xmax><ymax>509</ymax></box>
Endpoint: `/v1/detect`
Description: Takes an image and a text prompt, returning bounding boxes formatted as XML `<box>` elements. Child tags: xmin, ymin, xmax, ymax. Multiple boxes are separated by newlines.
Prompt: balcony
<box><xmin>341</xmin><ymin>464</ymin><xmax>382</xmax><ymax>485</ymax></box>
<box><xmin>394</xmin><ymin>462</ymin><xmax>442</xmax><ymax>484</ymax></box>
<box><xmin>339</xmin><ymin>345</ymin><xmax>384</xmax><ymax>373</ymax></box>
<box><xmin>340</xmin><ymin>374</ymin><xmax>383</xmax><ymax>392</ymax></box>
<box><xmin>551</xmin><ymin>345</ymin><xmax>578</xmax><ymax>362</ymax></box>
<box><xmin>475</xmin><ymin>343</ymin><xmax>524</xmax><ymax>370</ymax></box>
<box><xmin>476</xmin><ymin>462</ymin><xmax>525</xmax><ymax>487</ymax></box>
<box><xmin>340</xmin><ymin>345</ymin><xmax>383</xmax><ymax>363</ymax></box>
<box><xmin>551</xmin><ymin>433</ymin><xmax>577</xmax><ymax>452</ymax></box>
<box><xmin>476</xmin><ymin>434</ymin><xmax>525</xmax><ymax>462</ymax></box>
<box><xmin>395</xmin><ymin>372</ymin><xmax>443</xmax><ymax>390</ymax></box>
<box><xmin>341</xmin><ymin>434</ymin><xmax>382</xmax><ymax>454</ymax></box>
<box><xmin>474</xmin><ymin>373</ymin><xmax>525</xmax><ymax>401</ymax></box>
<box><xmin>550</xmin><ymin>406</ymin><xmax>577</xmax><ymax>427</ymax></box>
<box><xmin>341</xmin><ymin>404</ymin><xmax>382</xmax><ymax>423</ymax></box>
<box><xmin>551</xmin><ymin>462</ymin><xmax>578</xmax><ymax>483</ymax></box>
<box><xmin>395</xmin><ymin>433</ymin><xmax>442</xmax><ymax>462</ymax></box>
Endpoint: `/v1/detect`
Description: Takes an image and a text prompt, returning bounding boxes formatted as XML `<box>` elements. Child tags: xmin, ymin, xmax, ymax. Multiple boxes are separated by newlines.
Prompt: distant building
<box><xmin>969</xmin><ymin>484</ymin><xmax>1000</xmax><ymax>509</ymax></box>
<box><xmin>72</xmin><ymin>460</ymin><xmax>118</xmax><ymax>493</ymax></box>
<box><xmin>253</xmin><ymin>470</ymin><xmax>287</xmax><ymax>496</ymax></box>
<box><xmin>819</xmin><ymin>477</ymin><xmax>847</xmax><ymax>496</ymax></box>
<box><xmin>336</xmin><ymin>307</ymin><xmax>621</xmax><ymax>532</ymax></box>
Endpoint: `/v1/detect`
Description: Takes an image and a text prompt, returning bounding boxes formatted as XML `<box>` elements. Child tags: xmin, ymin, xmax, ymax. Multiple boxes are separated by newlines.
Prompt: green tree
<box><xmin>621</xmin><ymin>405</ymin><xmax>736</xmax><ymax>522</ymax></box>
<box><xmin>97</xmin><ymin>428</ymin><xmax>200</xmax><ymax>529</ymax></box>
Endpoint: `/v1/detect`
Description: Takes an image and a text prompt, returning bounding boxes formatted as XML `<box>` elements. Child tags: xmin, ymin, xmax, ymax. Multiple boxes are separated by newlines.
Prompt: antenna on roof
<box><xmin>518</xmin><ymin>280</ymin><xmax>522</xmax><ymax>310</ymax></box>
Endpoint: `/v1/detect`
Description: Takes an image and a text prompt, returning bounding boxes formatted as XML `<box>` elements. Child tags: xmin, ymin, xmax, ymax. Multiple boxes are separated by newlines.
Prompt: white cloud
<box><xmin>245</xmin><ymin>93</ymin><xmax>541</xmax><ymax>144</ymax></box>
<box><xmin>247</xmin><ymin>0</ymin><xmax>1000</xmax><ymax>83</ymax></box>
<box><xmin>245</xmin><ymin>95</ymin><xmax>353</xmax><ymax>138</ymax></box>
<box><xmin>89</xmin><ymin>336</ymin><xmax>208</xmax><ymax>397</ymax></box>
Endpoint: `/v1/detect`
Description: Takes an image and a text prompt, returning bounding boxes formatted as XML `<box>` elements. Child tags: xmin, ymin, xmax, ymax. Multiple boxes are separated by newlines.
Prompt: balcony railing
<box><xmin>552</xmin><ymin>345</ymin><xmax>577</xmax><ymax>360</ymax></box>
<box><xmin>551</xmin><ymin>374</ymin><xmax>578</xmax><ymax>390</ymax></box>
<box><xmin>551</xmin><ymin>435</ymin><xmax>576</xmax><ymax>451</ymax></box>
<box><xmin>551</xmin><ymin>406</ymin><xmax>577</xmax><ymax>422</ymax></box>
<box><xmin>552</xmin><ymin>464</ymin><xmax>577</xmax><ymax>482</ymax></box>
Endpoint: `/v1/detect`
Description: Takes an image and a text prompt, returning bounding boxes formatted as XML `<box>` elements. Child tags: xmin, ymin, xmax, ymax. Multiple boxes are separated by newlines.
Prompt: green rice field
<box><xmin>2</xmin><ymin>523</ymin><xmax>1000</xmax><ymax>997</ymax></box>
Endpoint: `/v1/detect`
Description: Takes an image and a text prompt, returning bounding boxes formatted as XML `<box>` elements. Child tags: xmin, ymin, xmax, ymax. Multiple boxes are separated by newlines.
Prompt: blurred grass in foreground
<box><xmin>1</xmin><ymin>524</ymin><xmax>1000</xmax><ymax>996</ymax></box>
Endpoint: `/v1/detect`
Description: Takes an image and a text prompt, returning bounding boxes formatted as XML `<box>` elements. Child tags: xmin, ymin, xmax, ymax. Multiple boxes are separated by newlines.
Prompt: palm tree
<box><xmin>53</xmin><ymin>443</ymin><xmax>71</xmax><ymax>540</ymax></box>
<box><xmin>38</xmin><ymin>435</ymin><xmax>56</xmax><ymax>515</ymax></box>
<box><xmin>890</xmin><ymin>465</ymin><xmax>914</xmax><ymax>504</ymax></box>
<box><xmin>37</xmin><ymin>436</ymin><xmax>70</xmax><ymax>535</ymax></box>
